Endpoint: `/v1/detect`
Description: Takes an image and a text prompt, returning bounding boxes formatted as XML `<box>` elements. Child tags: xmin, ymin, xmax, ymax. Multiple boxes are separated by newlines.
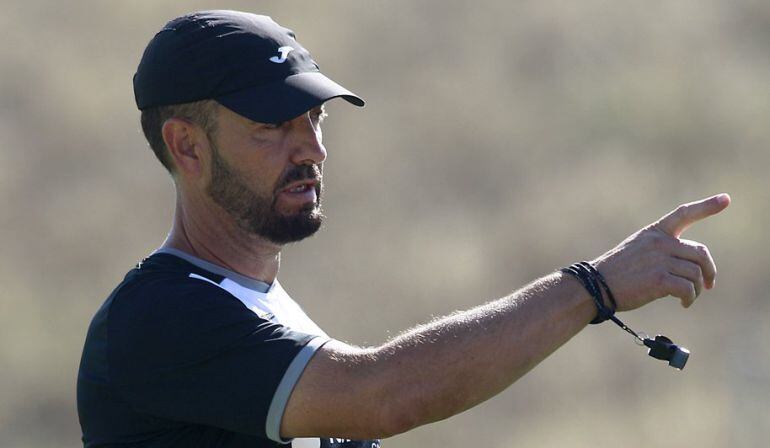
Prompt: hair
<box><xmin>140</xmin><ymin>99</ymin><xmax>220</xmax><ymax>173</ymax></box>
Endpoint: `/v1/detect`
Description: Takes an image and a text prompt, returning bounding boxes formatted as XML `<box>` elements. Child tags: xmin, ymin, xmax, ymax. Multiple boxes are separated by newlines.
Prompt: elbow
<box><xmin>366</xmin><ymin>356</ymin><xmax>460</xmax><ymax>438</ymax></box>
<box><xmin>375</xmin><ymin>389</ymin><xmax>435</xmax><ymax>438</ymax></box>
<box><xmin>326</xmin><ymin>393</ymin><xmax>421</xmax><ymax>439</ymax></box>
<box><xmin>377</xmin><ymin>404</ymin><xmax>422</xmax><ymax>439</ymax></box>
<box><xmin>375</xmin><ymin>379</ymin><xmax>476</xmax><ymax>438</ymax></box>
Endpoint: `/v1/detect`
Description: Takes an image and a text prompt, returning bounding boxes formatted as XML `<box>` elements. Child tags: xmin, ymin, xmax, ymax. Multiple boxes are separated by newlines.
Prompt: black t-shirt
<box><xmin>77</xmin><ymin>252</ymin><xmax>380</xmax><ymax>448</ymax></box>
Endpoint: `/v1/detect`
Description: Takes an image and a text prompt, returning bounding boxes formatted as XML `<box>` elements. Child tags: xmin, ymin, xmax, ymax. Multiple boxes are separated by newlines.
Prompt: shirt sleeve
<box><xmin>107</xmin><ymin>275</ymin><xmax>327</xmax><ymax>442</ymax></box>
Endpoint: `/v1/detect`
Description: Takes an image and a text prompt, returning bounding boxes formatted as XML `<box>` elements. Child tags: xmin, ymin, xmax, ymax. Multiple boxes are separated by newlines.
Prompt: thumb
<box><xmin>654</xmin><ymin>193</ymin><xmax>731</xmax><ymax>237</ymax></box>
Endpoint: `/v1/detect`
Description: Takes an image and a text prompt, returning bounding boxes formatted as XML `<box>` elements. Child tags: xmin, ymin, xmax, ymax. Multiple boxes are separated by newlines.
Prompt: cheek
<box><xmin>226</xmin><ymin>135</ymin><xmax>293</xmax><ymax>193</ymax></box>
<box><xmin>251</xmin><ymin>166</ymin><xmax>286</xmax><ymax>198</ymax></box>
<box><xmin>234</xmin><ymin>152</ymin><xmax>286</xmax><ymax>191</ymax></box>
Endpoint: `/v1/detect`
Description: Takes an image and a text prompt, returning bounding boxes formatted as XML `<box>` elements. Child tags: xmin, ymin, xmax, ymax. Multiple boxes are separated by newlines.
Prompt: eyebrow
<box><xmin>246</xmin><ymin>105</ymin><xmax>327</xmax><ymax>127</ymax></box>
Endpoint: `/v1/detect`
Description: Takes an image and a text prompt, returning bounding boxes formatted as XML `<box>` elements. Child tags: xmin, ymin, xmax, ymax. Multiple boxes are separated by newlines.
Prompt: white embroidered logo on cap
<box><xmin>269</xmin><ymin>46</ymin><xmax>294</xmax><ymax>64</ymax></box>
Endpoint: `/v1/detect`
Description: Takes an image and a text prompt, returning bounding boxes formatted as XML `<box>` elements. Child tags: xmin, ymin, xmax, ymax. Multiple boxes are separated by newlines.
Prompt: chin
<box><xmin>262</xmin><ymin>211</ymin><xmax>324</xmax><ymax>245</ymax></box>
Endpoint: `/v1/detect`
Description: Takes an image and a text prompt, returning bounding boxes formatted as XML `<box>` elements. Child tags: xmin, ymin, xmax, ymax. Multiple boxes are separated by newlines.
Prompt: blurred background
<box><xmin>1</xmin><ymin>0</ymin><xmax>768</xmax><ymax>446</ymax></box>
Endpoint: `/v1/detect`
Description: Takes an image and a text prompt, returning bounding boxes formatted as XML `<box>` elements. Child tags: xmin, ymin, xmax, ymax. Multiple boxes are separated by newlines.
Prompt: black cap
<box><xmin>133</xmin><ymin>10</ymin><xmax>364</xmax><ymax>123</ymax></box>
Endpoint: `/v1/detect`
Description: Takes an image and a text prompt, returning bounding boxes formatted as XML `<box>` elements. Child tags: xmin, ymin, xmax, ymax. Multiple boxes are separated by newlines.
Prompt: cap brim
<box><xmin>215</xmin><ymin>72</ymin><xmax>364</xmax><ymax>124</ymax></box>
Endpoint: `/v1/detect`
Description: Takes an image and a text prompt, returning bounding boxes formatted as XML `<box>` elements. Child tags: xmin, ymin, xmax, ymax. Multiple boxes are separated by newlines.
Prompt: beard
<box><xmin>206</xmin><ymin>144</ymin><xmax>324</xmax><ymax>245</ymax></box>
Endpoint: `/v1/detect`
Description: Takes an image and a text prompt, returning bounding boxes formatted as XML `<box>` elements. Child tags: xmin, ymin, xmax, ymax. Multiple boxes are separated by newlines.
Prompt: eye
<box><xmin>310</xmin><ymin>107</ymin><xmax>328</xmax><ymax>126</ymax></box>
<box><xmin>262</xmin><ymin>121</ymin><xmax>286</xmax><ymax>130</ymax></box>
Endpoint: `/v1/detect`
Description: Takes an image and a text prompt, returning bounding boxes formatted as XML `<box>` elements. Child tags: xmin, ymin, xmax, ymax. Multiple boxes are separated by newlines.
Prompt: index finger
<box><xmin>654</xmin><ymin>193</ymin><xmax>731</xmax><ymax>237</ymax></box>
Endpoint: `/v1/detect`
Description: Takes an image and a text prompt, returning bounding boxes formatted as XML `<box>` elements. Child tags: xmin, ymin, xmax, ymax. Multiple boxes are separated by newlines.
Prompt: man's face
<box><xmin>204</xmin><ymin>104</ymin><xmax>328</xmax><ymax>245</ymax></box>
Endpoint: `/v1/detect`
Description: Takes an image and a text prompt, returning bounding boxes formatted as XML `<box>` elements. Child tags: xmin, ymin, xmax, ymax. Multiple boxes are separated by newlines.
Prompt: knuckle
<box><xmin>687</xmin><ymin>242</ymin><xmax>715</xmax><ymax>276</ymax></box>
<box><xmin>651</xmin><ymin>233</ymin><xmax>669</xmax><ymax>251</ymax></box>
<box><xmin>692</xmin><ymin>263</ymin><xmax>703</xmax><ymax>279</ymax></box>
<box><xmin>696</xmin><ymin>244</ymin><xmax>711</xmax><ymax>259</ymax></box>
<box><xmin>678</xmin><ymin>283</ymin><xmax>696</xmax><ymax>307</ymax></box>
<box><xmin>666</xmin><ymin>275</ymin><xmax>690</xmax><ymax>298</ymax></box>
<box><xmin>687</xmin><ymin>285</ymin><xmax>697</xmax><ymax>306</ymax></box>
<box><xmin>654</xmin><ymin>270</ymin><xmax>669</xmax><ymax>293</ymax></box>
<box><xmin>689</xmin><ymin>279</ymin><xmax>703</xmax><ymax>298</ymax></box>
<box><xmin>637</xmin><ymin>227</ymin><xmax>654</xmax><ymax>241</ymax></box>
<box><xmin>673</xmin><ymin>280</ymin><xmax>687</xmax><ymax>298</ymax></box>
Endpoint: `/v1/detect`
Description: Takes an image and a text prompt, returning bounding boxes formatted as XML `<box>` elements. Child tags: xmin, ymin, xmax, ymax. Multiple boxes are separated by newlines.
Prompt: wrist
<box><xmin>557</xmin><ymin>270</ymin><xmax>604</xmax><ymax>325</ymax></box>
<box><xmin>560</xmin><ymin>262</ymin><xmax>617</xmax><ymax>324</ymax></box>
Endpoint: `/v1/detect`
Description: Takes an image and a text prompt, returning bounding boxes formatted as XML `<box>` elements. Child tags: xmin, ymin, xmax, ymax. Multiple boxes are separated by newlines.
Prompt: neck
<box><xmin>161</xmin><ymin>192</ymin><xmax>282</xmax><ymax>284</ymax></box>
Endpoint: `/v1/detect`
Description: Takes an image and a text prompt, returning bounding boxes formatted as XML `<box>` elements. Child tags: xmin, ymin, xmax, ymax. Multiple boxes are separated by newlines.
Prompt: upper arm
<box><xmin>280</xmin><ymin>339</ymin><xmax>401</xmax><ymax>440</ymax></box>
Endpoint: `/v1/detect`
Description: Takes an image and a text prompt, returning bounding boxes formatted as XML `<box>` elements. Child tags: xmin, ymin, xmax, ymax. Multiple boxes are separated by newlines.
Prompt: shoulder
<box><xmin>103</xmin><ymin>254</ymin><xmax>291</xmax><ymax>372</ymax></box>
<box><xmin>110</xmin><ymin>252</ymin><xmax>241</xmax><ymax>315</ymax></box>
<box><xmin>106</xmin><ymin>254</ymin><xmax>264</xmax><ymax>354</ymax></box>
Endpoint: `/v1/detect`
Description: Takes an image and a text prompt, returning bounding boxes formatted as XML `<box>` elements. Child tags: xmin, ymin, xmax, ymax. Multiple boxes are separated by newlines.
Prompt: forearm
<box><xmin>283</xmin><ymin>271</ymin><xmax>595</xmax><ymax>439</ymax></box>
<box><xmin>369</xmin><ymin>271</ymin><xmax>594</xmax><ymax>433</ymax></box>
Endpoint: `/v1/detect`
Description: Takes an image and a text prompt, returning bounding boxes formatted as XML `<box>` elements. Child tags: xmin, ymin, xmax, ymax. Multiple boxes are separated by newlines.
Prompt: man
<box><xmin>77</xmin><ymin>10</ymin><xmax>730</xmax><ymax>448</ymax></box>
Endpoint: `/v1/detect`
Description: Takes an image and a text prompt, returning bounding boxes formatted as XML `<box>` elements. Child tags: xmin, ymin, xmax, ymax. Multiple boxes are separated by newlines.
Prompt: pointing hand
<box><xmin>592</xmin><ymin>194</ymin><xmax>730</xmax><ymax>311</ymax></box>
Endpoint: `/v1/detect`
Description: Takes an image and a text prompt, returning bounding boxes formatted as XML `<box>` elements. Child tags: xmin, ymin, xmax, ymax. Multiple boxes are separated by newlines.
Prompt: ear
<box><xmin>161</xmin><ymin>118</ymin><xmax>209</xmax><ymax>177</ymax></box>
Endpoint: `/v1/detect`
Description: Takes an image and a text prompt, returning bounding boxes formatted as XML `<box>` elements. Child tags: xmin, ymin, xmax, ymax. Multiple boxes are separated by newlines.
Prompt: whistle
<box><xmin>643</xmin><ymin>335</ymin><xmax>690</xmax><ymax>370</ymax></box>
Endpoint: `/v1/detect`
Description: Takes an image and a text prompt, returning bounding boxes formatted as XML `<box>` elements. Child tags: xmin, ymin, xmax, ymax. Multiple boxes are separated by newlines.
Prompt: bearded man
<box><xmin>77</xmin><ymin>10</ymin><xmax>730</xmax><ymax>448</ymax></box>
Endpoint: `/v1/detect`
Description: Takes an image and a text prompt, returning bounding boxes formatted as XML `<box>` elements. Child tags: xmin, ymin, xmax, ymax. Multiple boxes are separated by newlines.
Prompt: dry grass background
<box><xmin>1</xmin><ymin>1</ymin><xmax>769</xmax><ymax>446</ymax></box>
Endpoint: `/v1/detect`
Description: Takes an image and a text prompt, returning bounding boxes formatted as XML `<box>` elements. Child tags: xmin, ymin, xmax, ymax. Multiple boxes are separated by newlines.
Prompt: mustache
<box><xmin>277</xmin><ymin>164</ymin><xmax>322</xmax><ymax>190</ymax></box>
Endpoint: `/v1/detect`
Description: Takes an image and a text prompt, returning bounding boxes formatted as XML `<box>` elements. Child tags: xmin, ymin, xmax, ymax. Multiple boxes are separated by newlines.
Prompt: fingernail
<box><xmin>716</xmin><ymin>193</ymin><xmax>731</xmax><ymax>205</ymax></box>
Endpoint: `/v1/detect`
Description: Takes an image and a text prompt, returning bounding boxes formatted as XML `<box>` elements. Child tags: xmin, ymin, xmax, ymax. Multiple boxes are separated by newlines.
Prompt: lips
<box><xmin>280</xmin><ymin>180</ymin><xmax>318</xmax><ymax>194</ymax></box>
<box><xmin>277</xmin><ymin>179</ymin><xmax>320</xmax><ymax>207</ymax></box>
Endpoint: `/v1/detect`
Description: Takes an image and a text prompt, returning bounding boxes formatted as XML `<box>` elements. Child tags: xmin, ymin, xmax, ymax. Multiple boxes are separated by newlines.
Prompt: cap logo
<box><xmin>269</xmin><ymin>46</ymin><xmax>294</xmax><ymax>64</ymax></box>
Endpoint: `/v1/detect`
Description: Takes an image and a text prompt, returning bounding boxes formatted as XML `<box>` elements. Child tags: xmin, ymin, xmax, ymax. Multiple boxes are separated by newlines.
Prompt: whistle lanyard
<box><xmin>561</xmin><ymin>261</ymin><xmax>690</xmax><ymax>369</ymax></box>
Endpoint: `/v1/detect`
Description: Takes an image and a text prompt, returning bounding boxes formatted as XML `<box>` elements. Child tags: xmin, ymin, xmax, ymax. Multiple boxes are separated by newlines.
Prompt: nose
<box><xmin>288</xmin><ymin>110</ymin><xmax>327</xmax><ymax>166</ymax></box>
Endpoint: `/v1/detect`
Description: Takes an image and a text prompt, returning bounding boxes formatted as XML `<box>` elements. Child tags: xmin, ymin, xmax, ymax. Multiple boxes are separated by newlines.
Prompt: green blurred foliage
<box><xmin>1</xmin><ymin>1</ymin><xmax>768</xmax><ymax>446</ymax></box>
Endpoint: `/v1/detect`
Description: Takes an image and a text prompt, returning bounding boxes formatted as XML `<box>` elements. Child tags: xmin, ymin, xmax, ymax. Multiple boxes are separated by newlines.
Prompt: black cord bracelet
<box><xmin>578</xmin><ymin>261</ymin><xmax>618</xmax><ymax>312</ymax></box>
<box><xmin>560</xmin><ymin>262</ymin><xmax>614</xmax><ymax>324</ymax></box>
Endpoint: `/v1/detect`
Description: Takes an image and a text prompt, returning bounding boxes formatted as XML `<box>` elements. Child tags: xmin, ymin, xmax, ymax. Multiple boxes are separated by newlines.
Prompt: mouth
<box><xmin>280</xmin><ymin>180</ymin><xmax>318</xmax><ymax>194</ymax></box>
<box><xmin>277</xmin><ymin>179</ymin><xmax>320</xmax><ymax>207</ymax></box>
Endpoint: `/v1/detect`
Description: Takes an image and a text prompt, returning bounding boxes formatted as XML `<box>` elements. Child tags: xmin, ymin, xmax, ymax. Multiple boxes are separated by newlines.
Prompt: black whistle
<box><xmin>643</xmin><ymin>335</ymin><xmax>690</xmax><ymax>370</ymax></box>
